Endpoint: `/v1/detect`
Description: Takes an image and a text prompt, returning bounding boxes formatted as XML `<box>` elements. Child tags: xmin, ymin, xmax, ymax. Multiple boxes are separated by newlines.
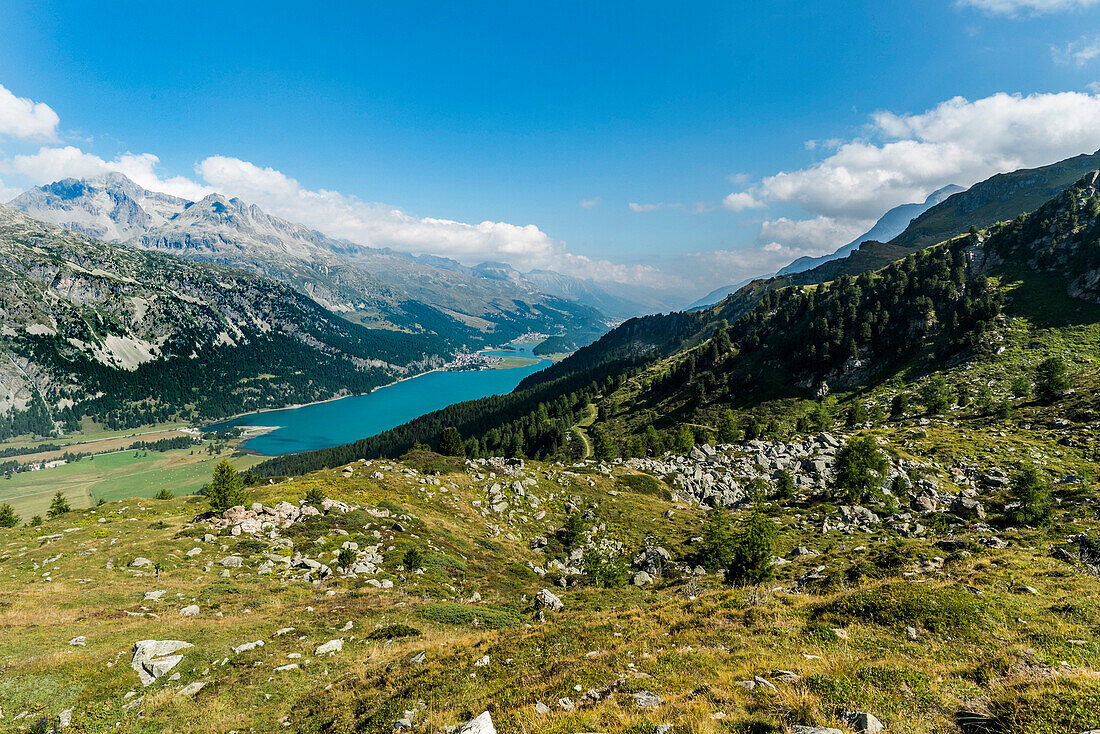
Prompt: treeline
<box><xmin>129</xmin><ymin>435</ymin><xmax>197</xmax><ymax>452</ymax></box>
<box><xmin>735</xmin><ymin>236</ymin><xmax>1003</xmax><ymax>383</ymax></box>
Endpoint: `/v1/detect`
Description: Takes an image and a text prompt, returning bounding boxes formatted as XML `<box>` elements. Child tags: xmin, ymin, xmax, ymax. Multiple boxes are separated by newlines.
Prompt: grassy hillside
<box><xmin>1</xmin><ymin>422</ymin><xmax>1098</xmax><ymax>733</ymax></box>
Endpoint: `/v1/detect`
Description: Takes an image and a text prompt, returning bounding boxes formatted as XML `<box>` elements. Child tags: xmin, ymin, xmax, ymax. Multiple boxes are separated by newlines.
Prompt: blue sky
<box><xmin>2</xmin><ymin>0</ymin><xmax>1100</xmax><ymax>294</ymax></box>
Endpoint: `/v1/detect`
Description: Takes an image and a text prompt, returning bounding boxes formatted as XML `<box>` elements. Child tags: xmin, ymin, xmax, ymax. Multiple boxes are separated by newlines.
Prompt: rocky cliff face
<box><xmin>0</xmin><ymin>205</ymin><xmax>438</xmax><ymax>430</ymax></box>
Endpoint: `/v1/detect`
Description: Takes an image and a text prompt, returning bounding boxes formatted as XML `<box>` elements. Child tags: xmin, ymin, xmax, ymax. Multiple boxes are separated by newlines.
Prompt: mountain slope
<box><xmin>253</xmin><ymin>172</ymin><xmax>1100</xmax><ymax>473</ymax></box>
<box><xmin>12</xmin><ymin>175</ymin><xmax>611</xmax><ymax>344</ymax></box>
<box><xmin>0</xmin><ymin>205</ymin><xmax>441</xmax><ymax>437</ymax></box>
<box><xmin>777</xmin><ymin>184</ymin><xmax>964</xmax><ymax>276</ymax></box>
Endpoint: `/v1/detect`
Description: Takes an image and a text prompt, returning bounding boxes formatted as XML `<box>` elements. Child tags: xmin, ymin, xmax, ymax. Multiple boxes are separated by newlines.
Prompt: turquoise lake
<box><xmin>204</xmin><ymin>347</ymin><xmax>550</xmax><ymax>455</ymax></box>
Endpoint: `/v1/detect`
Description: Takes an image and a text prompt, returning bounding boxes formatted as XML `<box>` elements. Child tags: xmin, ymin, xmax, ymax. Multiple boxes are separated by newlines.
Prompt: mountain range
<box><xmin>0</xmin><ymin>204</ymin><xmax>439</xmax><ymax>435</ymax></box>
<box><xmin>10</xmin><ymin>174</ymin><xmax>678</xmax><ymax>345</ymax></box>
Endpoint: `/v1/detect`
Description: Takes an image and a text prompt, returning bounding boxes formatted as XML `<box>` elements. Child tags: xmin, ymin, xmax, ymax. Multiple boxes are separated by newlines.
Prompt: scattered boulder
<box><xmin>232</xmin><ymin>640</ymin><xmax>264</xmax><ymax>654</ymax></box>
<box><xmin>632</xmin><ymin>690</ymin><xmax>663</xmax><ymax>708</ymax></box>
<box><xmin>131</xmin><ymin>557</ymin><xmax>152</xmax><ymax>568</ymax></box>
<box><xmin>315</xmin><ymin>639</ymin><xmax>343</xmax><ymax>655</ymax></box>
<box><xmin>632</xmin><ymin>571</ymin><xmax>653</xmax><ymax>587</ymax></box>
<box><xmin>533</xmin><ymin>588</ymin><xmax>564</xmax><ymax>612</ymax></box>
<box><xmin>219</xmin><ymin>556</ymin><xmax>244</xmax><ymax>568</ymax></box>
<box><xmin>131</xmin><ymin>640</ymin><xmax>192</xmax><ymax>686</ymax></box>
<box><xmin>69</xmin><ymin>636</ymin><xmax>86</xmax><ymax>646</ymax></box>
<box><xmin>179</xmin><ymin>605</ymin><xmax>200</xmax><ymax>617</ymax></box>
<box><xmin>950</xmin><ymin>495</ymin><xmax>986</xmax><ymax>521</ymax></box>
<box><xmin>456</xmin><ymin>711</ymin><xmax>496</xmax><ymax>734</ymax></box>
<box><xmin>176</xmin><ymin>681</ymin><xmax>207</xmax><ymax>697</ymax></box>
<box><xmin>843</xmin><ymin>711</ymin><xmax>885</xmax><ymax>734</ymax></box>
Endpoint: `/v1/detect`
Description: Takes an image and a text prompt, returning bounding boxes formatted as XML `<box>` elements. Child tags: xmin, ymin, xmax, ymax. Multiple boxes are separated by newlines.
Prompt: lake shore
<box><xmin>203</xmin><ymin>345</ymin><xmax>553</xmax><ymax>454</ymax></box>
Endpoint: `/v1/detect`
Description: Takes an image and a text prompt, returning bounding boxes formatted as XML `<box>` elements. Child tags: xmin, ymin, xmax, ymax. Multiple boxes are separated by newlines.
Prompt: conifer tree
<box><xmin>47</xmin><ymin>491</ymin><xmax>70</xmax><ymax>518</ymax></box>
<box><xmin>207</xmin><ymin>458</ymin><xmax>246</xmax><ymax>512</ymax></box>
<box><xmin>437</xmin><ymin>427</ymin><xmax>466</xmax><ymax>457</ymax></box>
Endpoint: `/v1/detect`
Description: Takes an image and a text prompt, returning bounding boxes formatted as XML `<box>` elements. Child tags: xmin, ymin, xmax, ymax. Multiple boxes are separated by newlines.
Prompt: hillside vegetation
<box><xmin>1</xmin><ymin>417</ymin><xmax>1098</xmax><ymax>733</ymax></box>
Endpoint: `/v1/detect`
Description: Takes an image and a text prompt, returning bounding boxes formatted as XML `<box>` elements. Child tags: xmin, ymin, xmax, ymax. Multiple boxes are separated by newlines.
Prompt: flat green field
<box><xmin>0</xmin><ymin>447</ymin><xmax>261</xmax><ymax>519</ymax></box>
<box><xmin>489</xmin><ymin>355</ymin><xmax>540</xmax><ymax>369</ymax></box>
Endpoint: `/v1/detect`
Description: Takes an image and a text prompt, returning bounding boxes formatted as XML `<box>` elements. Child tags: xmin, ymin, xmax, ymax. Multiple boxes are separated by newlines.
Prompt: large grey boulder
<box><xmin>132</xmin><ymin>640</ymin><xmax>192</xmax><ymax>686</ymax></box>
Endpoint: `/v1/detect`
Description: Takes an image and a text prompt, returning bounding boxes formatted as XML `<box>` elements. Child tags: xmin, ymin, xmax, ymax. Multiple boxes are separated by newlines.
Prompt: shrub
<box><xmin>1035</xmin><ymin>356</ymin><xmax>1070</xmax><ymax>403</ymax></box>
<box><xmin>834</xmin><ymin>435</ymin><xmax>889</xmax><ymax>504</ymax></box>
<box><xmin>436</xmin><ymin>426</ymin><xmax>466</xmax><ymax>457</ymax></box>
<box><xmin>582</xmin><ymin>543</ymin><xmax>630</xmax><ymax>588</ymax></box>
<box><xmin>1010</xmin><ymin>373</ymin><xmax>1032</xmax><ymax>398</ymax></box>
<box><xmin>30</xmin><ymin>515</ymin><xmax>43</xmax><ymax>527</ymax></box>
<box><xmin>417</xmin><ymin>602</ymin><xmax>525</xmax><ymax>629</ymax></box>
<box><xmin>402</xmin><ymin>547</ymin><xmax>423</xmax><ymax>570</ymax></box>
<box><xmin>154</xmin><ymin>488</ymin><xmax>174</xmax><ymax>500</ymax></box>
<box><xmin>47</xmin><ymin>491</ymin><xmax>70</xmax><ymax>518</ymax></box>
<box><xmin>557</xmin><ymin>512</ymin><xmax>587</xmax><ymax>549</ymax></box>
<box><xmin>672</xmin><ymin>425</ymin><xmax>695</xmax><ymax>454</ymax></box>
<box><xmin>235</xmin><ymin>538</ymin><xmax>266</xmax><ymax>555</ymax></box>
<box><xmin>366</xmin><ymin>624</ymin><xmax>422</xmax><ymax>640</ymax></box>
<box><xmin>725</xmin><ymin>511</ymin><xmax>777</xmax><ymax>586</ymax></box>
<box><xmin>814</xmin><ymin>583</ymin><xmax>983</xmax><ymax>631</ymax></box>
<box><xmin>401</xmin><ymin>449</ymin><xmax>464</xmax><ymax>475</ymax></box>
<box><xmin>697</xmin><ymin>507</ymin><xmax>736</xmax><ymax>571</ymax></box>
<box><xmin>890</xmin><ymin>392</ymin><xmax>909</xmax><ymax>417</ymax></box>
<box><xmin>921</xmin><ymin>375</ymin><xmax>953</xmax><ymax>414</ymax></box>
<box><xmin>303</xmin><ymin>484</ymin><xmax>326</xmax><ymax>507</ymax></box>
<box><xmin>336</xmin><ymin>547</ymin><xmax>357</xmax><ymax>570</ymax></box>
<box><xmin>1006</xmin><ymin>465</ymin><xmax>1053</xmax><ymax>526</ymax></box>
<box><xmin>616</xmin><ymin>473</ymin><xmax>663</xmax><ymax>497</ymax></box>
<box><xmin>774</xmin><ymin>470</ymin><xmax>795</xmax><ymax>500</ymax></box>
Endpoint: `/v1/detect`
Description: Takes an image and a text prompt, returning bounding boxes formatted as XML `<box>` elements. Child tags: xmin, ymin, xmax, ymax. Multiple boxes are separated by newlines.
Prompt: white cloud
<box><xmin>758</xmin><ymin>216</ymin><xmax>873</xmax><ymax>253</ymax></box>
<box><xmin>1053</xmin><ymin>37</ymin><xmax>1100</xmax><ymax>66</ymax></box>
<box><xmin>4</xmin><ymin>146</ymin><xmax>214</xmax><ymax>200</ymax></box>
<box><xmin>716</xmin><ymin>91</ymin><xmax>1100</xmax><ymax>262</ymax></box>
<box><xmin>3</xmin><ymin>145</ymin><xmax>659</xmax><ymax>283</ymax></box>
<box><xmin>0</xmin><ymin>83</ymin><xmax>59</xmax><ymax>140</ymax></box>
<box><xmin>683</xmin><ymin>243</ymin><xmax>830</xmax><ymax>281</ymax></box>
<box><xmin>722</xmin><ymin>191</ymin><xmax>764</xmax><ymax>211</ymax></box>
<box><xmin>628</xmin><ymin>202</ymin><xmax>662</xmax><ymax>212</ymax></box>
<box><xmin>746</xmin><ymin>92</ymin><xmax>1100</xmax><ymax>222</ymax></box>
<box><xmin>579</xmin><ymin>197</ymin><xmax>600</xmax><ymax>209</ymax></box>
<box><xmin>959</xmin><ymin>0</ymin><xmax>1100</xmax><ymax>14</ymax></box>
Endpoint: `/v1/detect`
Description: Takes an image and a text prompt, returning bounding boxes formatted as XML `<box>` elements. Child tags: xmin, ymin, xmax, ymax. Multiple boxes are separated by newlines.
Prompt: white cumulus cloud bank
<box><xmin>1</xmin><ymin>141</ymin><xmax>660</xmax><ymax>285</ymax></box>
<box><xmin>196</xmin><ymin>156</ymin><xmax>660</xmax><ymax>283</ymax></box>
<box><xmin>0</xmin><ymin>83</ymin><xmax>59</xmax><ymax>140</ymax></box>
<box><xmin>725</xmin><ymin>91</ymin><xmax>1100</xmax><ymax>259</ymax></box>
